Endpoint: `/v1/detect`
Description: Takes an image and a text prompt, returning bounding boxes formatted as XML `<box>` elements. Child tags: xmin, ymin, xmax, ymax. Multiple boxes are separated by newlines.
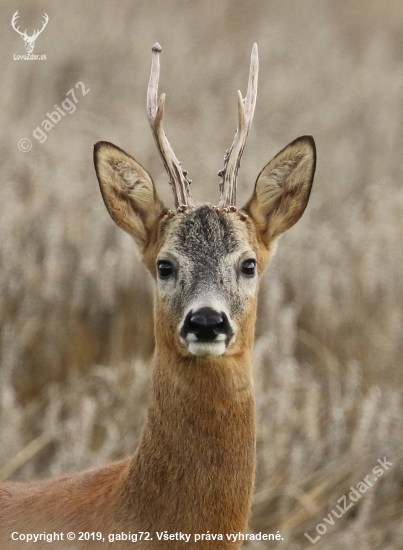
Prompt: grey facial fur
<box><xmin>157</xmin><ymin>206</ymin><xmax>258</xmax><ymax>354</ymax></box>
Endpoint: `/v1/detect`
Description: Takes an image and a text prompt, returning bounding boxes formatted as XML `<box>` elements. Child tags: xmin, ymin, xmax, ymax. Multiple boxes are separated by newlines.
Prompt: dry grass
<box><xmin>1</xmin><ymin>0</ymin><xmax>403</xmax><ymax>547</ymax></box>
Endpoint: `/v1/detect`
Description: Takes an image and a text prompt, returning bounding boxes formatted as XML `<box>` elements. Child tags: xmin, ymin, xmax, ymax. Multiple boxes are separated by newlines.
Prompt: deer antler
<box><xmin>147</xmin><ymin>43</ymin><xmax>194</xmax><ymax>210</ymax></box>
<box><xmin>30</xmin><ymin>13</ymin><xmax>49</xmax><ymax>40</ymax></box>
<box><xmin>218</xmin><ymin>44</ymin><xmax>259</xmax><ymax>207</ymax></box>
<box><xmin>11</xmin><ymin>12</ymin><xmax>26</xmax><ymax>38</ymax></box>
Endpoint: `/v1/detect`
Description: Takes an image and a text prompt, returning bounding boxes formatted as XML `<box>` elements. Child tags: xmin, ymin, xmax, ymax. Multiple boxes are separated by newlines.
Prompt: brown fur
<box><xmin>0</xmin><ymin>136</ymin><xmax>315</xmax><ymax>549</ymax></box>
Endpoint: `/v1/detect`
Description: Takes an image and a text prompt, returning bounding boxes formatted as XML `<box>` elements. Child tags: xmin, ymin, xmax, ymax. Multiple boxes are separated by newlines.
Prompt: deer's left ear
<box><xmin>94</xmin><ymin>141</ymin><xmax>167</xmax><ymax>251</ymax></box>
<box><xmin>243</xmin><ymin>135</ymin><xmax>316</xmax><ymax>245</ymax></box>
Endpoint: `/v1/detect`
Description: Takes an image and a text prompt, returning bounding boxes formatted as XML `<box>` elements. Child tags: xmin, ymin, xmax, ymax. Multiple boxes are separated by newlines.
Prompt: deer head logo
<box><xmin>11</xmin><ymin>11</ymin><xmax>49</xmax><ymax>54</ymax></box>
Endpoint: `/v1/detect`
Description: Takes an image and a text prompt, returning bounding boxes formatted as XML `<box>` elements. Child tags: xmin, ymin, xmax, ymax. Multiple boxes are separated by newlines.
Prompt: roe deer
<box><xmin>0</xmin><ymin>43</ymin><xmax>316</xmax><ymax>549</ymax></box>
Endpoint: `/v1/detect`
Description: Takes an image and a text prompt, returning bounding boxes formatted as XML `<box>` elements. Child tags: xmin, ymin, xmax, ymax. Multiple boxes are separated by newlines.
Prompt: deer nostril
<box><xmin>182</xmin><ymin>307</ymin><xmax>232</xmax><ymax>342</ymax></box>
<box><xmin>189</xmin><ymin>313</ymin><xmax>224</xmax><ymax>330</ymax></box>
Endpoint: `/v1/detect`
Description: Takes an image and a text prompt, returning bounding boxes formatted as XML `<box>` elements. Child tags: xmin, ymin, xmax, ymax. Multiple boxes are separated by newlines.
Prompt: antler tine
<box><xmin>218</xmin><ymin>43</ymin><xmax>259</xmax><ymax>207</ymax></box>
<box><xmin>147</xmin><ymin>43</ymin><xmax>194</xmax><ymax>210</ymax></box>
<box><xmin>31</xmin><ymin>13</ymin><xmax>49</xmax><ymax>40</ymax></box>
<box><xmin>11</xmin><ymin>11</ymin><xmax>25</xmax><ymax>37</ymax></box>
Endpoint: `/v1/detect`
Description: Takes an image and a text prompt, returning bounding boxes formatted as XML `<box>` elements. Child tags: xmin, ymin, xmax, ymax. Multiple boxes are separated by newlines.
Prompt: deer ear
<box><xmin>94</xmin><ymin>141</ymin><xmax>167</xmax><ymax>251</ymax></box>
<box><xmin>243</xmin><ymin>136</ymin><xmax>316</xmax><ymax>245</ymax></box>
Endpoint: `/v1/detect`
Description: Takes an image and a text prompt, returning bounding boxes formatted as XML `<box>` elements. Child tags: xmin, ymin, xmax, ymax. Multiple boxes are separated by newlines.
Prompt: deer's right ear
<box><xmin>94</xmin><ymin>141</ymin><xmax>167</xmax><ymax>250</ymax></box>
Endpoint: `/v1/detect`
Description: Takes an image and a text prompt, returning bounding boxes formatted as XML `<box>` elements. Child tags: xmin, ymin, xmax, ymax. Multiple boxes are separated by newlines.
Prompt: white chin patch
<box><xmin>188</xmin><ymin>341</ymin><xmax>226</xmax><ymax>357</ymax></box>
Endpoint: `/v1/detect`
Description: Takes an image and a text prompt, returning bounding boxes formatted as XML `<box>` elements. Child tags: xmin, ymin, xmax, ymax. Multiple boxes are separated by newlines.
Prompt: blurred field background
<box><xmin>1</xmin><ymin>0</ymin><xmax>403</xmax><ymax>547</ymax></box>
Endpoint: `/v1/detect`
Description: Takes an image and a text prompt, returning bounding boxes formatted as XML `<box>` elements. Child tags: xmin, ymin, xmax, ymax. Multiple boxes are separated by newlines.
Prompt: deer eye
<box><xmin>241</xmin><ymin>259</ymin><xmax>256</xmax><ymax>277</ymax></box>
<box><xmin>157</xmin><ymin>260</ymin><xmax>174</xmax><ymax>279</ymax></box>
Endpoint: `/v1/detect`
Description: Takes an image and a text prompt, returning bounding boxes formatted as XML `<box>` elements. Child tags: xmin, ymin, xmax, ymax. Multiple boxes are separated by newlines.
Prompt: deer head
<box><xmin>11</xmin><ymin>11</ymin><xmax>49</xmax><ymax>54</ymax></box>
<box><xmin>94</xmin><ymin>44</ymin><xmax>316</xmax><ymax>359</ymax></box>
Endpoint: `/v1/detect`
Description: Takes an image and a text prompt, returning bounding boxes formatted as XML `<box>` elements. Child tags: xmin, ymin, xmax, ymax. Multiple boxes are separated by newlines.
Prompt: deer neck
<box><xmin>126</xmin><ymin>338</ymin><xmax>256</xmax><ymax>537</ymax></box>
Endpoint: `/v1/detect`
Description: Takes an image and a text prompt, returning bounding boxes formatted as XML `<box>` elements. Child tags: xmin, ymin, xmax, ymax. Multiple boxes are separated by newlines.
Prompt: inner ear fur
<box><xmin>243</xmin><ymin>135</ymin><xmax>316</xmax><ymax>244</ymax></box>
<box><xmin>94</xmin><ymin>141</ymin><xmax>167</xmax><ymax>250</ymax></box>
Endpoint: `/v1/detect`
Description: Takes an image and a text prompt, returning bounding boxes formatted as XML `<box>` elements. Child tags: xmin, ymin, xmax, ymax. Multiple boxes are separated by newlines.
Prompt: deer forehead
<box><xmin>159</xmin><ymin>207</ymin><xmax>254</xmax><ymax>265</ymax></box>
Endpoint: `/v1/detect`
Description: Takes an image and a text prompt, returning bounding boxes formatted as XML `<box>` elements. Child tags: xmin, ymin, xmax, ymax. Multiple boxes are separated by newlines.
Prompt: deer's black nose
<box><xmin>181</xmin><ymin>307</ymin><xmax>233</xmax><ymax>342</ymax></box>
